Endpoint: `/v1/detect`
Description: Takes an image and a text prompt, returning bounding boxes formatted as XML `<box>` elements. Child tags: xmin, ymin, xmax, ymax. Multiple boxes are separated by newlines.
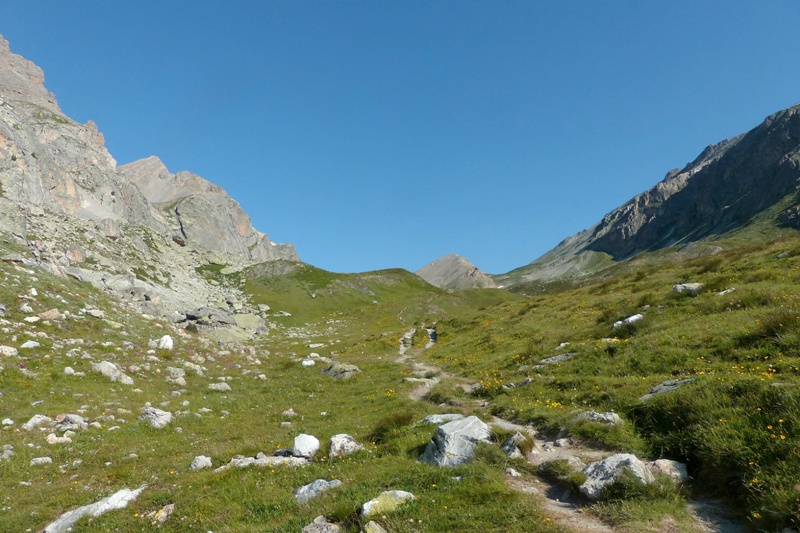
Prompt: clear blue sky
<box><xmin>2</xmin><ymin>1</ymin><xmax>799</xmax><ymax>273</ymax></box>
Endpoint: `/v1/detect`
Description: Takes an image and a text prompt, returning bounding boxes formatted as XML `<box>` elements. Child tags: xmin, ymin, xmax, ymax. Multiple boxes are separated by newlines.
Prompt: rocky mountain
<box><xmin>498</xmin><ymin>102</ymin><xmax>800</xmax><ymax>287</ymax></box>
<box><xmin>416</xmin><ymin>254</ymin><xmax>497</xmax><ymax>290</ymax></box>
<box><xmin>0</xmin><ymin>35</ymin><xmax>297</xmax><ymax>339</ymax></box>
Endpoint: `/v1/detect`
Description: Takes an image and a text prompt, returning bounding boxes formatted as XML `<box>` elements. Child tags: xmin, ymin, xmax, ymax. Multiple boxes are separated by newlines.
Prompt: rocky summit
<box><xmin>497</xmin><ymin>102</ymin><xmax>800</xmax><ymax>287</ymax></box>
<box><xmin>0</xmin><ymin>35</ymin><xmax>296</xmax><ymax>338</ymax></box>
<box><xmin>416</xmin><ymin>253</ymin><xmax>497</xmax><ymax>290</ymax></box>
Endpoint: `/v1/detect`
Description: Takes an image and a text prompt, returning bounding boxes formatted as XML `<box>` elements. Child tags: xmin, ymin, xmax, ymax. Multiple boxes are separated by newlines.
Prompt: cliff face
<box><xmin>0</xmin><ymin>34</ymin><xmax>296</xmax><ymax>263</ymax></box>
<box><xmin>0</xmin><ymin>34</ymin><xmax>298</xmax><ymax>331</ymax></box>
<box><xmin>120</xmin><ymin>156</ymin><xmax>298</xmax><ymax>262</ymax></box>
<box><xmin>587</xmin><ymin>105</ymin><xmax>800</xmax><ymax>259</ymax></box>
<box><xmin>0</xmin><ymin>36</ymin><xmax>162</xmax><ymax>236</ymax></box>
<box><xmin>498</xmin><ymin>103</ymin><xmax>800</xmax><ymax>286</ymax></box>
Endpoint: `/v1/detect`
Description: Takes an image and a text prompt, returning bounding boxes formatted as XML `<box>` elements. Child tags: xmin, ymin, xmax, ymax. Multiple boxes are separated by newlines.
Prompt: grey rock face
<box><xmin>419</xmin><ymin>415</ymin><xmax>492</xmax><ymax>467</ymax></box>
<box><xmin>120</xmin><ymin>156</ymin><xmax>298</xmax><ymax>262</ymax></box>
<box><xmin>497</xmin><ymin>103</ymin><xmax>800</xmax><ymax>287</ymax></box>
<box><xmin>416</xmin><ymin>254</ymin><xmax>497</xmax><ymax>290</ymax></box>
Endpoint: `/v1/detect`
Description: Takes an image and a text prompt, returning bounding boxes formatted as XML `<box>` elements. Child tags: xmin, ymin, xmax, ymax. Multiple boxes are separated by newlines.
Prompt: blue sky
<box><xmin>2</xmin><ymin>1</ymin><xmax>800</xmax><ymax>273</ymax></box>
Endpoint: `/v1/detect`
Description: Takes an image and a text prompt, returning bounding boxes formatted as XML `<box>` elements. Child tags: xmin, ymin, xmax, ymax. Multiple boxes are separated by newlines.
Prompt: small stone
<box><xmin>294</xmin><ymin>478</ymin><xmax>343</xmax><ymax>503</ymax></box>
<box><xmin>86</xmin><ymin>309</ymin><xmax>105</xmax><ymax>319</ymax></box>
<box><xmin>158</xmin><ymin>335</ymin><xmax>174</xmax><ymax>350</ymax></box>
<box><xmin>673</xmin><ymin>283</ymin><xmax>704</xmax><ymax>295</ymax></box>
<box><xmin>139</xmin><ymin>406</ymin><xmax>172</xmax><ymax>429</ymax></box>
<box><xmin>282</xmin><ymin>408</ymin><xmax>297</xmax><ymax>417</ymax></box>
<box><xmin>505</xmin><ymin>467</ymin><xmax>522</xmax><ymax>478</ymax></box>
<box><xmin>30</xmin><ymin>456</ymin><xmax>53</xmax><ymax>466</ymax></box>
<box><xmin>20</xmin><ymin>340</ymin><xmax>40</xmax><ymax>349</ymax></box>
<box><xmin>208</xmin><ymin>382</ymin><xmax>232</xmax><ymax>392</ymax></box>
<box><xmin>46</xmin><ymin>433</ymin><xmax>72</xmax><ymax>445</ymax></box>
<box><xmin>364</xmin><ymin>521</ymin><xmax>388</xmax><ymax>533</ymax></box>
<box><xmin>190</xmin><ymin>455</ymin><xmax>212</xmax><ymax>471</ymax></box>
<box><xmin>301</xmin><ymin>359</ymin><xmax>316</xmax><ymax>367</ymax></box>
<box><xmin>2</xmin><ymin>418</ymin><xmax>13</xmax><ymax>426</ymax></box>
<box><xmin>302</xmin><ymin>515</ymin><xmax>340</xmax><ymax>533</ymax></box>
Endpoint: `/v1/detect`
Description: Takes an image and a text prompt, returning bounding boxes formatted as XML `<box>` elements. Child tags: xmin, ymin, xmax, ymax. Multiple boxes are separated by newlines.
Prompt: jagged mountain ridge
<box><xmin>120</xmin><ymin>156</ymin><xmax>297</xmax><ymax>262</ymax></box>
<box><xmin>498</xmin><ymin>102</ymin><xmax>800</xmax><ymax>287</ymax></box>
<box><xmin>416</xmin><ymin>254</ymin><xmax>497</xmax><ymax>290</ymax></box>
<box><xmin>0</xmin><ymin>34</ymin><xmax>297</xmax><ymax>336</ymax></box>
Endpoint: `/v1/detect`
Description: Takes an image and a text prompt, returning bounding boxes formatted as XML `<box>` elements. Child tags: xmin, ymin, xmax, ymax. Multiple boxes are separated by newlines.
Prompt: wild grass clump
<box><xmin>364</xmin><ymin>412</ymin><xmax>415</xmax><ymax>445</ymax></box>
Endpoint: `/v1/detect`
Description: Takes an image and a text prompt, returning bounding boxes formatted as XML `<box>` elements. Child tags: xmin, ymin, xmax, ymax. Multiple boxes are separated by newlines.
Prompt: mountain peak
<box><xmin>0</xmin><ymin>34</ymin><xmax>60</xmax><ymax>114</ymax></box>
<box><xmin>417</xmin><ymin>254</ymin><xmax>497</xmax><ymax>290</ymax></box>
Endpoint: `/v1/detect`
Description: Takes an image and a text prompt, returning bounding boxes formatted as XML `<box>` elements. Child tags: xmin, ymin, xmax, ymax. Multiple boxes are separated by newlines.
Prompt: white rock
<box><xmin>673</xmin><ymin>283</ymin><xmax>704</xmax><ymax>295</ymax></box>
<box><xmin>294</xmin><ymin>433</ymin><xmax>320</xmax><ymax>458</ymax></box>
<box><xmin>63</xmin><ymin>367</ymin><xmax>75</xmax><ymax>375</ymax></box>
<box><xmin>329</xmin><ymin>434</ymin><xmax>364</xmax><ymax>458</ymax></box>
<box><xmin>20</xmin><ymin>340</ymin><xmax>40</xmax><ymax>349</ymax></box>
<box><xmin>30</xmin><ymin>456</ymin><xmax>53</xmax><ymax>466</ymax></box>
<box><xmin>190</xmin><ymin>455</ymin><xmax>213</xmax><ymax>471</ymax></box>
<box><xmin>301</xmin><ymin>359</ymin><xmax>316</xmax><ymax>367</ymax></box>
<box><xmin>612</xmin><ymin>313</ymin><xmax>643</xmax><ymax>330</ymax></box>
<box><xmin>46</xmin><ymin>433</ymin><xmax>72</xmax><ymax>445</ymax></box>
<box><xmin>2</xmin><ymin>418</ymin><xmax>13</xmax><ymax>426</ymax></box>
<box><xmin>580</xmin><ymin>453</ymin><xmax>654</xmax><ymax>500</ymax></box>
<box><xmin>92</xmin><ymin>361</ymin><xmax>133</xmax><ymax>385</ymax></box>
<box><xmin>208</xmin><ymin>382</ymin><xmax>232</xmax><ymax>392</ymax></box>
<box><xmin>24</xmin><ymin>316</ymin><xmax>41</xmax><ymax>323</ymax></box>
<box><xmin>158</xmin><ymin>335</ymin><xmax>174</xmax><ymax>350</ymax></box>
<box><xmin>569</xmin><ymin>411</ymin><xmax>623</xmax><ymax>426</ymax></box>
<box><xmin>647</xmin><ymin>459</ymin><xmax>689</xmax><ymax>484</ymax></box>
<box><xmin>139</xmin><ymin>407</ymin><xmax>173</xmax><ymax>429</ymax></box>
<box><xmin>0</xmin><ymin>345</ymin><xmax>18</xmax><ymax>356</ymax></box>
<box><xmin>86</xmin><ymin>309</ymin><xmax>105</xmax><ymax>319</ymax></box>
<box><xmin>22</xmin><ymin>414</ymin><xmax>53</xmax><ymax>431</ymax></box>
<box><xmin>43</xmin><ymin>486</ymin><xmax>145</xmax><ymax>533</ymax></box>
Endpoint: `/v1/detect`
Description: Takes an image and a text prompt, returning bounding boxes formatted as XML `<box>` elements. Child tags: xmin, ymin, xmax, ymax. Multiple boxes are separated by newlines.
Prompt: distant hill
<box><xmin>416</xmin><ymin>254</ymin><xmax>497</xmax><ymax>290</ymax></box>
<box><xmin>497</xmin><ymin>102</ymin><xmax>800</xmax><ymax>288</ymax></box>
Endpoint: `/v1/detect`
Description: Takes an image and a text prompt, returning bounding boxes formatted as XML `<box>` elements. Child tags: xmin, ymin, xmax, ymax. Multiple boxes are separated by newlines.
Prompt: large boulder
<box><xmin>579</xmin><ymin>453</ymin><xmax>654</xmax><ymax>500</ymax></box>
<box><xmin>419</xmin><ymin>415</ymin><xmax>491</xmax><ymax>467</ymax></box>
